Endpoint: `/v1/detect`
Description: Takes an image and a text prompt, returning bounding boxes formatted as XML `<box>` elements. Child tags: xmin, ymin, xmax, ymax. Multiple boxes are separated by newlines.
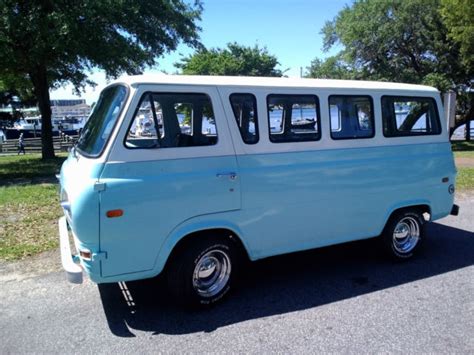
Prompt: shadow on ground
<box><xmin>98</xmin><ymin>222</ymin><xmax>474</xmax><ymax>337</ymax></box>
<box><xmin>0</xmin><ymin>155</ymin><xmax>65</xmax><ymax>186</ymax></box>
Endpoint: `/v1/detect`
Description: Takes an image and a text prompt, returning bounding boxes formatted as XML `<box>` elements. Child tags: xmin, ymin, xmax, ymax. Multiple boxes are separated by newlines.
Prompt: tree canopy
<box><xmin>307</xmin><ymin>0</ymin><xmax>473</xmax><ymax>134</ymax></box>
<box><xmin>0</xmin><ymin>75</ymin><xmax>36</xmax><ymax>107</ymax></box>
<box><xmin>440</xmin><ymin>0</ymin><xmax>474</xmax><ymax>71</ymax></box>
<box><xmin>176</xmin><ymin>42</ymin><xmax>284</xmax><ymax>77</ymax></box>
<box><xmin>306</xmin><ymin>55</ymin><xmax>355</xmax><ymax>80</ymax></box>
<box><xmin>0</xmin><ymin>0</ymin><xmax>203</xmax><ymax>158</ymax></box>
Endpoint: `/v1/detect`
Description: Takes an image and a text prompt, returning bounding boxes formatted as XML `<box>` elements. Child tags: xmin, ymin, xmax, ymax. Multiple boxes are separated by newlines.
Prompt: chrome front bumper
<box><xmin>58</xmin><ymin>216</ymin><xmax>83</xmax><ymax>284</ymax></box>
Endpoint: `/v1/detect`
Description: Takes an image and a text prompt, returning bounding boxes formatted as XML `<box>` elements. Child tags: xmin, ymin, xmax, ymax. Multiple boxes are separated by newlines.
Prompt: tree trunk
<box><xmin>30</xmin><ymin>66</ymin><xmax>55</xmax><ymax>159</ymax></box>
<box><xmin>466</xmin><ymin>120</ymin><xmax>471</xmax><ymax>141</ymax></box>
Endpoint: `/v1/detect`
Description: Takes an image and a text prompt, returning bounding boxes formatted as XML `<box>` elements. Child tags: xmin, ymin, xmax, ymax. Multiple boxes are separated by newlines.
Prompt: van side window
<box><xmin>329</xmin><ymin>95</ymin><xmax>374</xmax><ymax>139</ymax></box>
<box><xmin>125</xmin><ymin>93</ymin><xmax>218</xmax><ymax>149</ymax></box>
<box><xmin>381</xmin><ymin>96</ymin><xmax>441</xmax><ymax>136</ymax></box>
<box><xmin>267</xmin><ymin>95</ymin><xmax>320</xmax><ymax>143</ymax></box>
<box><xmin>230</xmin><ymin>94</ymin><xmax>259</xmax><ymax>144</ymax></box>
<box><xmin>125</xmin><ymin>94</ymin><xmax>160</xmax><ymax>149</ymax></box>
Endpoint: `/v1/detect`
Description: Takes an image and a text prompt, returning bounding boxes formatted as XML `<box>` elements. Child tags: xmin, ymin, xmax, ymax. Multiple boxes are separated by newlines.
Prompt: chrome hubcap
<box><xmin>393</xmin><ymin>217</ymin><xmax>420</xmax><ymax>254</ymax></box>
<box><xmin>192</xmin><ymin>249</ymin><xmax>231</xmax><ymax>298</ymax></box>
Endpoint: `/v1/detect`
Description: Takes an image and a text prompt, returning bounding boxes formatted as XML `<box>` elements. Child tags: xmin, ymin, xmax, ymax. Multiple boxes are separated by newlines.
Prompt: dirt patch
<box><xmin>0</xmin><ymin>249</ymin><xmax>61</xmax><ymax>282</ymax></box>
<box><xmin>456</xmin><ymin>157</ymin><xmax>474</xmax><ymax>168</ymax></box>
<box><xmin>453</xmin><ymin>190</ymin><xmax>474</xmax><ymax>200</ymax></box>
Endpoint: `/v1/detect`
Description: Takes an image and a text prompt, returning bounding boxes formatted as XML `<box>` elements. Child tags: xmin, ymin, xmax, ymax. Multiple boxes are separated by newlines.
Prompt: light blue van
<box><xmin>58</xmin><ymin>75</ymin><xmax>459</xmax><ymax>306</ymax></box>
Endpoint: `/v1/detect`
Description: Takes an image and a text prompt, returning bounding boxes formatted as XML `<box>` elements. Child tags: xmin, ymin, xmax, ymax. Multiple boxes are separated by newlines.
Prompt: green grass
<box><xmin>451</xmin><ymin>140</ymin><xmax>474</xmax><ymax>152</ymax></box>
<box><xmin>0</xmin><ymin>183</ymin><xmax>62</xmax><ymax>260</ymax></box>
<box><xmin>452</xmin><ymin>140</ymin><xmax>474</xmax><ymax>189</ymax></box>
<box><xmin>454</xmin><ymin>150</ymin><xmax>474</xmax><ymax>159</ymax></box>
<box><xmin>0</xmin><ymin>154</ymin><xmax>66</xmax><ymax>260</ymax></box>
<box><xmin>457</xmin><ymin>167</ymin><xmax>474</xmax><ymax>191</ymax></box>
<box><xmin>0</xmin><ymin>153</ymin><xmax>67</xmax><ymax>183</ymax></box>
<box><xmin>452</xmin><ymin>140</ymin><xmax>474</xmax><ymax>159</ymax></box>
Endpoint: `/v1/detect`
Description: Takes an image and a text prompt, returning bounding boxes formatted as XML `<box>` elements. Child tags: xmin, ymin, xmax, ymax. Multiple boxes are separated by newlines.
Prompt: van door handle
<box><xmin>216</xmin><ymin>172</ymin><xmax>237</xmax><ymax>180</ymax></box>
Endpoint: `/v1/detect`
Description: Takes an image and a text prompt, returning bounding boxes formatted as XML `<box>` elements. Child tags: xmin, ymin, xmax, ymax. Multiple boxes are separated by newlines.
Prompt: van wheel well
<box><xmin>388</xmin><ymin>204</ymin><xmax>431</xmax><ymax>223</ymax></box>
<box><xmin>165</xmin><ymin>228</ymin><xmax>249</xmax><ymax>270</ymax></box>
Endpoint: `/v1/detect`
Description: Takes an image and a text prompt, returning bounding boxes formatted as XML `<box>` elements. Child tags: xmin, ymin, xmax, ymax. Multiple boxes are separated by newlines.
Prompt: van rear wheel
<box><xmin>382</xmin><ymin>210</ymin><xmax>424</xmax><ymax>260</ymax></box>
<box><xmin>167</xmin><ymin>237</ymin><xmax>237</xmax><ymax>307</ymax></box>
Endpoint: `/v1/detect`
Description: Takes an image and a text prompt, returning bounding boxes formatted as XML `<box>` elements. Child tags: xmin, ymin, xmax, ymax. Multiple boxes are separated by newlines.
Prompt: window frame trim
<box><xmin>381</xmin><ymin>95</ymin><xmax>442</xmax><ymax>138</ymax></box>
<box><xmin>328</xmin><ymin>94</ymin><xmax>376</xmax><ymax>140</ymax></box>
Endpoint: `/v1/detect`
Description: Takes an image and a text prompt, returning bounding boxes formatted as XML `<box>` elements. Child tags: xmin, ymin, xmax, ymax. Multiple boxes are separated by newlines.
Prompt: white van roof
<box><xmin>116</xmin><ymin>74</ymin><xmax>438</xmax><ymax>92</ymax></box>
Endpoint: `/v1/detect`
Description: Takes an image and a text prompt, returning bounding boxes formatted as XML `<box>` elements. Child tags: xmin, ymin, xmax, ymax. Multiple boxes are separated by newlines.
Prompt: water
<box><xmin>269</xmin><ymin>108</ymin><xmax>317</xmax><ymax>132</ymax></box>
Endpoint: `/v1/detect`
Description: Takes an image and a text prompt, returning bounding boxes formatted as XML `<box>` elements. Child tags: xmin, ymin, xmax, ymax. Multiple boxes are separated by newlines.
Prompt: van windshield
<box><xmin>76</xmin><ymin>85</ymin><xmax>128</xmax><ymax>157</ymax></box>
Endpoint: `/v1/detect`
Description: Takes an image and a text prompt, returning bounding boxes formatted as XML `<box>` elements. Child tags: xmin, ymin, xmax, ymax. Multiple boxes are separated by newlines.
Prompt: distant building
<box><xmin>51</xmin><ymin>99</ymin><xmax>85</xmax><ymax>107</ymax></box>
<box><xmin>50</xmin><ymin>99</ymin><xmax>91</xmax><ymax>120</ymax></box>
<box><xmin>1</xmin><ymin>99</ymin><xmax>92</xmax><ymax>123</ymax></box>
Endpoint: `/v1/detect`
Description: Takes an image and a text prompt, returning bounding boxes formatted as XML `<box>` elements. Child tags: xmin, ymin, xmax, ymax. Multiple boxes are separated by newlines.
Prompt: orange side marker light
<box><xmin>106</xmin><ymin>209</ymin><xmax>124</xmax><ymax>218</ymax></box>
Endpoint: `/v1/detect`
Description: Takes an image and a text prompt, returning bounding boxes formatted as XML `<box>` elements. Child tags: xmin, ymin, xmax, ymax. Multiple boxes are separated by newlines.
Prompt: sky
<box><xmin>50</xmin><ymin>0</ymin><xmax>349</xmax><ymax>104</ymax></box>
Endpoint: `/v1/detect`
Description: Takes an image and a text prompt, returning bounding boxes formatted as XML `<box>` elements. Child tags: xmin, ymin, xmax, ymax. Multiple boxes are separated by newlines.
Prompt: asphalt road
<box><xmin>1</xmin><ymin>194</ymin><xmax>473</xmax><ymax>353</ymax></box>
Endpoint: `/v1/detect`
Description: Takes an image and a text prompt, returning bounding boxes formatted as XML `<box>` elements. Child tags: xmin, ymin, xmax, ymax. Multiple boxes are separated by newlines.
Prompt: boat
<box><xmin>53</xmin><ymin>116</ymin><xmax>87</xmax><ymax>132</ymax></box>
<box><xmin>4</xmin><ymin>115</ymin><xmax>87</xmax><ymax>140</ymax></box>
<box><xmin>291</xmin><ymin>118</ymin><xmax>316</xmax><ymax>130</ymax></box>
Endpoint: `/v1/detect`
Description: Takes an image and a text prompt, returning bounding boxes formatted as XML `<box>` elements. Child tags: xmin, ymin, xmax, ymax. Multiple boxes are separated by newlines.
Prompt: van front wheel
<box><xmin>382</xmin><ymin>210</ymin><xmax>424</xmax><ymax>260</ymax></box>
<box><xmin>167</xmin><ymin>238</ymin><xmax>237</xmax><ymax>307</ymax></box>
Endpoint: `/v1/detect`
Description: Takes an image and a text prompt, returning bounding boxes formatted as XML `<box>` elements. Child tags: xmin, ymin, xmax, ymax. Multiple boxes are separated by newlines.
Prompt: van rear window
<box><xmin>381</xmin><ymin>96</ymin><xmax>441</xmax><ymax>137</ymax></box>
<box><xmin>329</xmin><ymin>95</ymin><xmax>374</xmax><ymax>139</ymax></box>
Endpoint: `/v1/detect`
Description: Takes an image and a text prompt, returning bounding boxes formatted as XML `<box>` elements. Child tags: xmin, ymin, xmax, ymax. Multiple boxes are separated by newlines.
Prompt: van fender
<box><xmin>151</xmin><ymin>215</ymin><xmax>251</xmax><ymax>276</ymax></box>
<box><xmin>379</xmin><ymin>199</ymin><xmax>432</xmax><ymax>234</ymax></box>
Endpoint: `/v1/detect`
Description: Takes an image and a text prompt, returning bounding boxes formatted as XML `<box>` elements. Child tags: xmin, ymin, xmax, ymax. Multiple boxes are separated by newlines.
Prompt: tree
<box><xmin>0</xmin><ymin>76</ymin><xmax>37</xmax><ymax>129</ymax></box>
<box><xmin>0</xmin><ymin>75</ymin><xmax>36</xmax><ymax>107</ymax></box>
<box><xmin>440</xmin><ymin>0</ymin><xmax>474</xmax><ymax>139</ymax></box>
<box><xmin>320</xmin><ymin>0</ymin><xmax>467</xmax><ymax>86</ymax></box>
<box><xmin>176</xmin><ymin>42</ymin><xmax>284</xmax><ymax>77</ymax></box>
<box><xmin>318</xmin><ymin>0</ymin><xmax>473</xmax><ymax>135</ymax></box>
<box><xmin>306</xmin><ymin>55</ymin><xmax>356</xmax><ymax>80</ymax></box>
<box><xmin>440</xmin><ymin>0</ymin><xmax>474</xmax><ymax>72</ymax></box>
<box><xmin>0</xmin><ymin>0</ymin><xmax>202</xmax><ymax>158</ymax></box>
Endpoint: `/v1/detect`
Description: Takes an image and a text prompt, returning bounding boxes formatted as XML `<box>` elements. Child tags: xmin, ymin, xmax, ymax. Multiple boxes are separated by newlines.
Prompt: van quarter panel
<box><xmin>232</xmin><ymin>142</ymin><xmax>455</xmax><ymax>258</ymax></box>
